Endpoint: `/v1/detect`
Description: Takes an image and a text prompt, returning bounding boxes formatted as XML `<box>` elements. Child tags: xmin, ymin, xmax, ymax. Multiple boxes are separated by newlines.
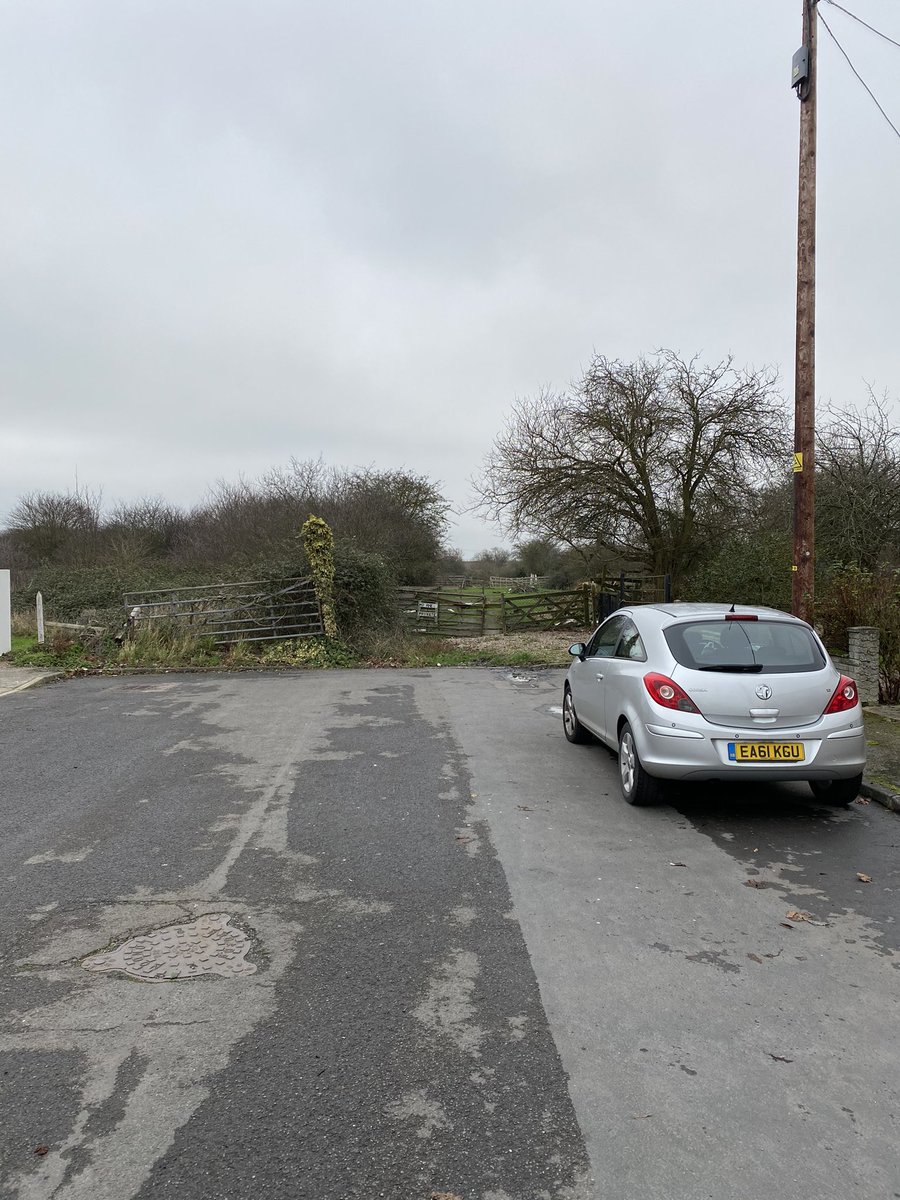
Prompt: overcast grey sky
<box><xmin>1</xmin><ymin>0</ymin><xmax>898</xmax><ymax>556</ymax></box>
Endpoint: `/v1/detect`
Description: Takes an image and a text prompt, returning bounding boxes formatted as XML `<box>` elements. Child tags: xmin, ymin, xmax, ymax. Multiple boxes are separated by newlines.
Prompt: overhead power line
<box><xmin>822</xmin><ymin>1</ymin><xmax>900</xmax><ymax>53</ymax></box>
<box><xmin>818</xmin><ymin>9</ymin><xmax>900</xmax><ymax>143</ymax></box>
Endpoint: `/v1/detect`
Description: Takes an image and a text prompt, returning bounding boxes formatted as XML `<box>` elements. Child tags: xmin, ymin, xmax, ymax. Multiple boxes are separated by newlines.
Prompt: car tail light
<box><xmin>643</xmin><ymin>672</ymin><xmax>701</xmax><ymax>714</ymax></box>
<box><xmin>823</xmin><ymin>675</ymin><xmax>859</xmax><ymax>715</ymax></box>
<box><xmin>725</xmin><ymin>614</ymin><xmax>758</xmax><ymax>621</ymax></box>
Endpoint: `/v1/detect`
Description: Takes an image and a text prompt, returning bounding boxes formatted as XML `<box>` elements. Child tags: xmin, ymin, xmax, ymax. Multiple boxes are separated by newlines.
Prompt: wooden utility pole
<box><xmin>792</xmin><ymin>0</ymin><xmax>818</xmax><ymax>622</ymax></box>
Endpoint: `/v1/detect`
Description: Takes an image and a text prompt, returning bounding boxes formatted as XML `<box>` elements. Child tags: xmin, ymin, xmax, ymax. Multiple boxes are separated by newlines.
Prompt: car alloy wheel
<box><xmin>563</xmin><ymin>687</ymin><xmax>591</xmax><ymax>744</ymax></box>
<box><xmin>618</xmin><ymin>721</ymin><xmax>664</xmax><ymax>806</ymax></box>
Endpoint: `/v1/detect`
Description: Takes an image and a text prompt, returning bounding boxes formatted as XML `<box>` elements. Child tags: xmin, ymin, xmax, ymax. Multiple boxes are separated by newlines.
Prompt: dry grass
<box><xmin>10</xmin><ymin>609</ymin><xmax>36</xmax><ymax>637</ymax></box>
<box><xmin>445</xmin><ymin>629</ymin><xmax>588</xmax><ymax>665</ymax></box>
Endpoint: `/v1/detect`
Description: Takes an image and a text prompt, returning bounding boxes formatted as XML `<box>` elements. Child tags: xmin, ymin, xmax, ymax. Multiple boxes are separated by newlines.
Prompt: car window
<box><xmin>664</xmin><ymin>619</ymin><xmax>826</xmax><ymax>673</ymax></box>
<box><xmin>615</xmin><ymin>620</ymin><xmax>647</xmax><ymax>662</ymax></box>
<box><xmin>585</xmin><ymin>614</ymin><xmax>628</xmax><ymax>659</ymax></box>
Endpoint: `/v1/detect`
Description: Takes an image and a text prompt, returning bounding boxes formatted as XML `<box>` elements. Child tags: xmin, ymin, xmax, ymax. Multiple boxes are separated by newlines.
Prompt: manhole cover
<box><xmin>82</xmin><ymin>913</ymin><xmax>257</xmax><ymax>982</ymax></box>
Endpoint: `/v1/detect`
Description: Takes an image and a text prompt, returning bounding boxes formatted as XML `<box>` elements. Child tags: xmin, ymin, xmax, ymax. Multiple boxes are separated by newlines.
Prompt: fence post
<box><xmin>848</xmin><ymin>626</ymin><xmax>880</xmax><ymax>705</ymax></box>
<box><xmin>500</xmin><ymin>594</ymin><xmax>506</xmax><ymax>634</ymax></box>
<box><xmin>0</xmin><ymin>569</ymin><xmax>10</xmax><ymax>656</ymax></box>
<box><xmin>36</xmin><ymin>592</ymin><xmax>45</xmax><ymax>644</ymax></box>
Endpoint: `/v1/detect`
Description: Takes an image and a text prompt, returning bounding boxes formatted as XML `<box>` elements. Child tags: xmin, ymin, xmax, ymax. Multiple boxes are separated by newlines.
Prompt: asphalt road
<box><xmin>0</xmin><ymin>669</ymin><xmax>897</xmax><ymax>1200</ymax></box>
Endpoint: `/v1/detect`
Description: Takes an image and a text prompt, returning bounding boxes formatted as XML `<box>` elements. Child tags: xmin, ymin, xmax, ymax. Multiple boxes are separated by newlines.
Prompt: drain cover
<box><xmin>82</xmin><ymin>913</ymin><xmax>256</xmax><ymax>982</ymax></box>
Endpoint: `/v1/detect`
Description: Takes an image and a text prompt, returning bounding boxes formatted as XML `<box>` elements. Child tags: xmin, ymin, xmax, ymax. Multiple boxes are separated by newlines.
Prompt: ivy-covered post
<box><xmin>301</xmin><ymin>516</ymin><xmax>338</xmax><ymax>638</ymax></box>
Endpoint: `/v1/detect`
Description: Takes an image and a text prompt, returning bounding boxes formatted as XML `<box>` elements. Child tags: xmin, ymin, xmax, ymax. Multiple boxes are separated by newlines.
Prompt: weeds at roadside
<box><xmin>3</xmin><ymin>619</ymin><xmax>577</xmax><ymax>674</ymax></box>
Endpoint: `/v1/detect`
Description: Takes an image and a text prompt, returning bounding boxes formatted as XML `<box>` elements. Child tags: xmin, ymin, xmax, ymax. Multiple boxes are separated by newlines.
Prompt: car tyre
<box><xmin>618</xmin><ymin>721</ymin><xmax>664</xmax><ymax>806</ymax></box>
<box><xmin>808</xmin><ymin>774</ymin><xmax>863</xmax><ymax>806</ymax></box>
<box><xmin>563</xmin><ymin>686</ymin><xmax>592</xmax><ymax>744</ymax></box>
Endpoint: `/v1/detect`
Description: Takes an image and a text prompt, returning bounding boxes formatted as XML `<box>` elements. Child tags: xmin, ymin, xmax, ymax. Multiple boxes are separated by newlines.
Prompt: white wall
<box><xmin>0</xmin><ymin>570</ymin><xmax>10</xmax><ymax>655</ymax></box>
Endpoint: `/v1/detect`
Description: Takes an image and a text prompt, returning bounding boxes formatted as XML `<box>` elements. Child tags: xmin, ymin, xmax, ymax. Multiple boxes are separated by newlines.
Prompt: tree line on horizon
<box><xmin>3</xmin><ymin>350</ymin><xmax>899</xmax><ymax>616</ymax></box>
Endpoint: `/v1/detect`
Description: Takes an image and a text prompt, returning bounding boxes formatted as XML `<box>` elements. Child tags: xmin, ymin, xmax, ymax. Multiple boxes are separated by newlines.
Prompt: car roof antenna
<box><xmin>728</xmin><ymin>602</ymin><xmax>736</xmax><ymax>613</ymax></box>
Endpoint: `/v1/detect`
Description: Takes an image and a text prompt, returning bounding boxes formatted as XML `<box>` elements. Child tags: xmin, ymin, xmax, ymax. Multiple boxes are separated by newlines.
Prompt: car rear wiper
<box><xmin>698</xmin><ymin>663</ymin><xmax>764</xmax><ymax>673</ymax></box>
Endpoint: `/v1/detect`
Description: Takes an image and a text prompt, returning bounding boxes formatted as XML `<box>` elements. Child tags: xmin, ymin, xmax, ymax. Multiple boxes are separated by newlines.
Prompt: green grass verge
<box><xmin>3</xmin><ymin>637</ymin><xmax>100</xmax><ymax>670</ymax></box>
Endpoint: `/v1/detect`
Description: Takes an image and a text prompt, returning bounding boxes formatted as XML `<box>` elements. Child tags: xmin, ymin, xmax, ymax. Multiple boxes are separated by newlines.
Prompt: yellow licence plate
<box><xmin>728</xmin><ymin>742</ymin><xmax>805</xmax><ymax>762</ymax></box>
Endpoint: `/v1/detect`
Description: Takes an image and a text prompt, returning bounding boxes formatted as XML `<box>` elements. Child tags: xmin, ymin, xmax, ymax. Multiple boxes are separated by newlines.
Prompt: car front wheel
<box><xmin>809</xmin><ymin>774</ymin><xmax>863</xmax><ymax>806</ymax></box>
<box><xmin>618</xmin><ymin>722</ymin><xmax>664</xmax><ymax>806</ymax></box>
<box><xmin>562</xmin><ymin>686</ymin><xmax>592</xmax><ymax>744</ymax></box>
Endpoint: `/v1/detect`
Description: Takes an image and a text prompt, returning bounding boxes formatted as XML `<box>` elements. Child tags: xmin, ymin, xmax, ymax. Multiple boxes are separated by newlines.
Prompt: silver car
<box><xmin>563</xmin><ymin>603</ymin><xmax>866</xmax><ymax>806</ymax></box>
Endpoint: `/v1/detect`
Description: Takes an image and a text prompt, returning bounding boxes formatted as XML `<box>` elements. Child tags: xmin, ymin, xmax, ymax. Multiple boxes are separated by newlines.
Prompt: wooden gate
<box><xmin>397</xmin><ymin>587</ymin><xmax>593</xmax><ymax>637</ymax></box>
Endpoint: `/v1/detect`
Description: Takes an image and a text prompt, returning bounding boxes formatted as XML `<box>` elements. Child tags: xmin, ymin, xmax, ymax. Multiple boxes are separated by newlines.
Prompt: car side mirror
<box><xmin>568</xmin><ymin>643</ymin><xmax>586</xmax><ymax>660</ymax></box>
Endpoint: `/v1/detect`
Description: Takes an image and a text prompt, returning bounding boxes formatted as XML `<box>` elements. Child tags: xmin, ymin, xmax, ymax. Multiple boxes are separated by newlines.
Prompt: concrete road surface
<box><xmin>0</xmin><ymin>670</ymin><xmax>897</xmax><ymax>1200</ymax></box>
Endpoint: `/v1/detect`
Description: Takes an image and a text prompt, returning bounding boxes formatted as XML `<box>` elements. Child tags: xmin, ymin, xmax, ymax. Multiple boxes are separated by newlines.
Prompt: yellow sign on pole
<box><xmin>793</xmin><ymin>452</ymin><xmax>803</xmax><ymax>473</ymax></box>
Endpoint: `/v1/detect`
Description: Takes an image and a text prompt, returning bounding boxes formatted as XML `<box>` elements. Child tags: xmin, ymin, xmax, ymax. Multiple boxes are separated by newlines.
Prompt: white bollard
<box><xmin>0</xmin><ymin>569</ymin><xmax>10</xmax><ymax>656</ymax></box>
<box><xmin>36</xmin><ymin>591</ymin><xmax>45</xmax><ymax>645</ymax></box>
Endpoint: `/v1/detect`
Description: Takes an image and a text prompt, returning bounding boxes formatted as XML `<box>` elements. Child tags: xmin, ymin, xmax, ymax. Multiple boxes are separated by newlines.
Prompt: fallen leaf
<box><xmin>857</xmin><ymin>872</ymin><xmax>872</xmax><ymax>883</ymax></box>
<box><xmin>455</xmin><ymin>836</ymin><xmax>473</xmax><ymax>844</ymax></box>
<box><xmin>780</xmin><ymin>922</ymin><xmax>794</xmax><ymax>930</ymax></box>
<box><xmin>431</xmin><ymin>1193</ymin><xmax>463</xmax><ymax>1200</ymax></box>
<box><xmin>854</xmin><ymin>797</ymin><xmax>871</xmax><ymax>805</ymax></box>
<box><xmin>34</xmin><ymin>1147</ymin><xmax>49</xmax><ymax>1156</ymax></box>
<box><xmin>786</xmin><ymin>910</ymin><xmax>811</xmax><ymax>922</ymax></box>
<box><xmin>768</xmin><ymin>1054</ymin><xmax>794</xmax><ymax>1063</ymax></box>
<box><xmin>763</xmin><ymin>949</ymin><xmax>784</xmax><ymax>959</ymax></box>
<box><xmin>744</xmin><ymin>879</ymin><xmax>766</xmax><ymax>889</ymax></box>
<box><xmin>747</xmin><ymin>953</ymin><xmax>763</xmax><ymax>964</ymax></box>
<box><xmin>516</xmin><ymin>805</ymin><xmax>533</xmax><ymax>812</ymax></box>
<box><xmin>631</xmin><ymin>1113</ymin><xmax>654</xmax><ymax>1119</ymax></box>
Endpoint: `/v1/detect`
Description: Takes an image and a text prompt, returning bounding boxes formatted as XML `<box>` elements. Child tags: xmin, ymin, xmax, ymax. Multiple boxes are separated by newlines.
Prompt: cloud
<box><xmin>1</xmin><ymin>0</ymin><xmax>898</xmax><ymax>555</ymax></box>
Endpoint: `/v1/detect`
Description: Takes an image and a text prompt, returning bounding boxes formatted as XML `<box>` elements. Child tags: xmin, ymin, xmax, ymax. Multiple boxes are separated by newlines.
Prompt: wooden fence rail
<box><xmin>397</xmin><ymin>587</ymin><xmax>593</xmax><ymax>637</ymax></box>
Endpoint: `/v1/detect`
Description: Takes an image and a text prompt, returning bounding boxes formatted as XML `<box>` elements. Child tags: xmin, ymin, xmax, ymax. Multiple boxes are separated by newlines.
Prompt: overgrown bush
<box><xmin>818</xmin><ymin>565</ymin><xmax>900</xmax><ymax>703</ymax></box>
<box><xmin>333</xmin><ymin>541</ymin><xmax>399</xmax><ymax>646</ymax></box>
<box><xmin>679</xmin><ymin>532</ymin><xmax>792</xmax><ymax>610</ymax></box>
<box><xmin>10</xmin><ymin>565</ymin><xmax>215</xmax><ymax>621</ymax></box>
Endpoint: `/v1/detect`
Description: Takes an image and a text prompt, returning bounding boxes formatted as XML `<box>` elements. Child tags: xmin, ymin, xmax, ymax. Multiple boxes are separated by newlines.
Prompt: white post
<box><xmin>0</xmin><ymin>570</ymin><xmax>10</xmax><ymax>656</ymax></box>
<box><xmin>36</xmin><ymin>592</ymin><xmax>45</xmax><ymax>645</ymax></box>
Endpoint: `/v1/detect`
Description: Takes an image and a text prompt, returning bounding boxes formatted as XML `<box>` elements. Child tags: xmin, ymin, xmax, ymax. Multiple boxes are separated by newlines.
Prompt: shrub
<box><xmin>818</xmin><ymin>565</ymin><xmax>900</xmax><ymax>703</ymax></box>
<box><xmin>10</xmin><ymin>565</ymin><xmax>216</xmax><ymax>621</ymax></box>
<box><xmin>679</xmin><ymin>532</ymin><xmax>792</xmax><ymax>610</ymax></box>
<box><xmin>332</xmin><ymin>541</ymin><xmax>399</xmax><ymax>646</ymax></box>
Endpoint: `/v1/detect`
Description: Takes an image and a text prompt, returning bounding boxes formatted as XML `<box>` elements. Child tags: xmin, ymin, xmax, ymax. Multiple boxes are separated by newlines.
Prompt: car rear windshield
<box><xmin>664</xmin><ymin>619</ymin><xmax>827</xmax><ymax>674</ymax></box>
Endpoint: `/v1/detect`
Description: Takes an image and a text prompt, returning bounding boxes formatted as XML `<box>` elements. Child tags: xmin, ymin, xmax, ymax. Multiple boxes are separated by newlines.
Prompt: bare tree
<box><xmin>170</xmin><ymin>461</ymin><xmax>451</xmax><ymax>583</ymax></box>
<box><xmin>475</xmin><ymin>351</ymin><xmax>788</xmax><ymax>587</ymax></box>
<box><xmin>6</xmin><ymin>487</ymin><xmax>103</xmax><ymax>564</ymax></box>
<box><xmin>816</xmin><ymin>390</ymin><xmax>900</xmax><ymax>570</ymax></box>
<box><xmin>104</xmin><ymin>497</ymin><xmax>185</xmax><ymax>563</ymax></box>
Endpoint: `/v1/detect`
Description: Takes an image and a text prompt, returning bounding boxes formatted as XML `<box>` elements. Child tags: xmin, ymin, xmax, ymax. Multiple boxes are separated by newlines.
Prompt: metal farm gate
<box><xmin>123</xmin><ymin>577</ymin><xmax>323</xmax><ymax>646</ymax></box>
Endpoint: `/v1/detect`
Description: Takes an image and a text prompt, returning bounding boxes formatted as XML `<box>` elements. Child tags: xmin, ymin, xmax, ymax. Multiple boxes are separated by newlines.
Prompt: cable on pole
<box><xmin>822</xmin><ymin>0</ymin><xmax>900</xmax><ymax>53</ymax></box>
<box><xmin>819</xmin><ymin>10</ymin><xmax>900</xmax><ymax>142</ymax></box>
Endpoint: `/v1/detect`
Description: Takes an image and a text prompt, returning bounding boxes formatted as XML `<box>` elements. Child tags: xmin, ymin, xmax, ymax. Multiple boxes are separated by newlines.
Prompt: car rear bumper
<box><xmin>638</xmin><ymin>721</ymin><xmax>866</xmax><ymax>782</ymax></box>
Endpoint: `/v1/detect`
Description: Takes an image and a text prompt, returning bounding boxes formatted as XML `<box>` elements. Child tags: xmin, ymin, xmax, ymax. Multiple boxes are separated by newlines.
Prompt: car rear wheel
<box><xmin>562</xmin><ymin>686</ymin><xmax>592</xmax><ymax>744</ymax></box>
<box><xmin>618</xmin><ymin>722</ymin><xmax>664</xmax><ymax>806</ymax></box>
<box><xmin>809</xmin><ymin>774</ymin><xmax>863</xmax><ymax>806</ymax></box>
